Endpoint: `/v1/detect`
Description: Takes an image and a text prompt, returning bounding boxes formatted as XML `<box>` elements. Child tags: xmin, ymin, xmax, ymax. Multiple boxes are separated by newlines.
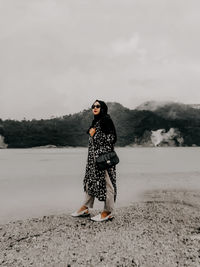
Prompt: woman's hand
<box><xmin>89</xmin><ymin>128</ymin><xmax>96</xmax><ymax>137</ymax></box>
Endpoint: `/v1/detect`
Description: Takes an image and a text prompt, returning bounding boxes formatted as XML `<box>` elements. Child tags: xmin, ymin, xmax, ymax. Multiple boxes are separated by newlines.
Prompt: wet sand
<box><xmin>0</xmin><ymin>190</ymin><xmax>200</xmax><ymax>267</ymax></box>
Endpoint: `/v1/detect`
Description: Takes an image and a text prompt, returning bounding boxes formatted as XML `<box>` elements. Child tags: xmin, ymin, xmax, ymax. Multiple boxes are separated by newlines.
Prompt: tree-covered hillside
<box><xmin>0</xmin><ymin>101</ymin><xmax>200</xmax><ymax>148</ymax></box>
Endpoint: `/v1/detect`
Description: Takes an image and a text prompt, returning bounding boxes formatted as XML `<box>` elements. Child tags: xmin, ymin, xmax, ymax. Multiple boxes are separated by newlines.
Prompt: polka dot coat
<box><xmin>83</xmin><ymin>120</ymin><xmax>117</xmax><ymax>202</ymax></box>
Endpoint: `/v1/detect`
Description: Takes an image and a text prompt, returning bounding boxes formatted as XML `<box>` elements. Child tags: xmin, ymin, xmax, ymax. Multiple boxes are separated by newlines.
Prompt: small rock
<box><xmin>100</xmin><ymin>256</ymin><xmax>104</xmax><ymax>261</ymax></box>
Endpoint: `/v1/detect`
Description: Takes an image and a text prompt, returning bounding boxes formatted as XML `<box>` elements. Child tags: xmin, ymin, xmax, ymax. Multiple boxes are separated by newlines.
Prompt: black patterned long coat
<box><xmin>83</xmin><ymin>120</ymin><xmax>117</xmax><ymax>202</ymax></box>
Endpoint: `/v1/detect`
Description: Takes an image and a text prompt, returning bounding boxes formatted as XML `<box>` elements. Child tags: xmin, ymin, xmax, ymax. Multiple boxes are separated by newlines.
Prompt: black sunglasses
<box><xmin>92</xmin><ymin>104</ymin><xmax>101</xmax><ymax>109</ymax></box>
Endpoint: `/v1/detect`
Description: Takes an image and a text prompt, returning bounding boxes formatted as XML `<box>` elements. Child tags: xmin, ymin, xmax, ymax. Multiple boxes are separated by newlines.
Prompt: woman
<box><xmin>71</xmin><ymin>100</ymin><xmax>118</xmax><ymax>222</ymax></box>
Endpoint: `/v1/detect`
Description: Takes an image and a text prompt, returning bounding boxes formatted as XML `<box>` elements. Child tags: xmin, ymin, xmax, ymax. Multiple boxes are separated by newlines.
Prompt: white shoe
<box><xmin>71</xmin><ymin>208</ymin><xmax>90</xmax><ymax>217</ymax></box>
<box><xmin>91</xmin><ymin>213</ymin><xmax>114</xmax><ymax>222</ymax></box>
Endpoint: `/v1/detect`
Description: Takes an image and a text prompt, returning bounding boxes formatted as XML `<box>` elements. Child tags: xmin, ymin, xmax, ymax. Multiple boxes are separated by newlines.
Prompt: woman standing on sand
<box><xmin>71</xmin><ymin>100</ymin><xmax>118</xmax><ymax>222</ymax></box>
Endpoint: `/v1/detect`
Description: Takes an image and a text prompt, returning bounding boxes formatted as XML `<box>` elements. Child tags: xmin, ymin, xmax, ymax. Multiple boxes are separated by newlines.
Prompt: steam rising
<box><xmin>0</xmin><ymin>135</ymin><xmax>7</xmax><ymax>148</ymax></box>
<box><xmin>151</xmin><ymin>128</ymin><xmax>184</xmax><ymax>147</ymax></box>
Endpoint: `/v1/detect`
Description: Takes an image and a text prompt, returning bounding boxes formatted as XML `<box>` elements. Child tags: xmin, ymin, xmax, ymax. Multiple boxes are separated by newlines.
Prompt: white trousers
<box><xmin>83</xmin><ymin>170</ymin><xmax>115</xmax><ymax>212</ymax></box>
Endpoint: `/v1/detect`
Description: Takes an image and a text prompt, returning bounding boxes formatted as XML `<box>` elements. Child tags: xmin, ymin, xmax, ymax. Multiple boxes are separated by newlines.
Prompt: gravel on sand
<box><xmin>0</xmin><ymin>190</ymin><xmax>200</xmax><ymax>267</ymax></box>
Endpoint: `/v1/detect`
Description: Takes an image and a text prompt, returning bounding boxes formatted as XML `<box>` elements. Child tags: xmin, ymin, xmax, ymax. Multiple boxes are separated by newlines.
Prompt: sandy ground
<box><xmin>0</xmin><ymin>190</ymin><xmax>200</xmax><ymax>267</ymax></box>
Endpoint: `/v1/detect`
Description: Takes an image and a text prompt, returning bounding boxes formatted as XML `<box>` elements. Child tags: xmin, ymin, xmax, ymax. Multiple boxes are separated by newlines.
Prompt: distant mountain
<box><xmin>189</xmin><ymin>104</ymin><xmax>200</xmax><ymax>109</ymax></box>
<box><xmin>136</xmin><ymin>100</ymin><xmax>200</xmax><ymax>111</ymax></box>
<box><xmin>136</xmin><ymin>100</ymin><xmax>173</xmax><ymax>111</ymax></box>
<box><xmin>1</xmin><ymin>100</ymin><xmax>200</xmax><ymax>148</ymax></box>
<box><xmin>136</xmin><ymin>100</ymin><xmax>200</xmax><ymax>120</ymax></box>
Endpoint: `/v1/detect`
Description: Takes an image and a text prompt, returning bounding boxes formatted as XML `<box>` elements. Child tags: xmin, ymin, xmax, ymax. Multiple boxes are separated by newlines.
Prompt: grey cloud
<box><xmin>0</xmin><ymin>0</ymin><xmax>200</xmax><ymax>120</ymax></box>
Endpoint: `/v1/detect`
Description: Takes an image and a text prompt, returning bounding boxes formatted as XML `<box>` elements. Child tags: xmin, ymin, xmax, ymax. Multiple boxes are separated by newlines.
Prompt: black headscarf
<box><xmin>87</xmin><ymin>99</ymin><xmax>117</xmax><ymax>144</ymax></box>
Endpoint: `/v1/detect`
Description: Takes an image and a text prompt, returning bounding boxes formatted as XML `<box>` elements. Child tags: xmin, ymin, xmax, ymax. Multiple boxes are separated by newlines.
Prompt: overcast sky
<box><xmin>1</xmin><ymin>0</ymin><xmax>200</xmax><ymax>120</ymax></box>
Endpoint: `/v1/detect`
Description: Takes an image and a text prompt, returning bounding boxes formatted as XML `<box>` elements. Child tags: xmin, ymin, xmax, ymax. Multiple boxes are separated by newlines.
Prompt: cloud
<box><xmin>1</xmin><ymin>0</ymin><xmax>200</xmax><ymax>120</ymax></box>
<box><xmin>112</xmin><ymin>33</ymin><xmax>140</xmax><ymax>54</ymax></box>
<box><xmin>110</xmin><ymin>33</ymin><xmax>147</xmax><ymax>64</ymax></box>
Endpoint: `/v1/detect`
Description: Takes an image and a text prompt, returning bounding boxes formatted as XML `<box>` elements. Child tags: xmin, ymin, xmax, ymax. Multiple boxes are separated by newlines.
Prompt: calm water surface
<box><xmin>0</xmin><ymin>147</ymin><xmax>200</xmax><ymax>223</ymax></box>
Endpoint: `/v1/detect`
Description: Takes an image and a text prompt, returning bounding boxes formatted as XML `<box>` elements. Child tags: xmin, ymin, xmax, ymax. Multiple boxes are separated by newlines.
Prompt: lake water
<box><xmin>0</xmin><ymin>147</ymin><xmax>200</xmax><ymax>223</ymax></box>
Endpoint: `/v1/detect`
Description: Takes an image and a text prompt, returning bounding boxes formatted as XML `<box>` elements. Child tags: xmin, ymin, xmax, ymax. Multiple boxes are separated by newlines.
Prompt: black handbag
<box><xmin>91</xmin><ymin>138</ymin><xmax>119</xmax><ymax>170</ymax></box>
<box><xmin>96</xmin><ymin>150</ymin><xmax>119</xmax><ymax>170</ymax></box>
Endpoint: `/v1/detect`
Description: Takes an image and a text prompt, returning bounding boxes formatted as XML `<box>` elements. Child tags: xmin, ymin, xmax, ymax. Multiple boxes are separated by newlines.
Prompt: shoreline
<box><xmin>2</xmin><ymin>145</ymin><xmax>200</xmax><ymax>149</ymax></box>
<box><xmin>0</xmin><ymin>189</ymin><xmax>200</xmax><ymax>266</ymax></box>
